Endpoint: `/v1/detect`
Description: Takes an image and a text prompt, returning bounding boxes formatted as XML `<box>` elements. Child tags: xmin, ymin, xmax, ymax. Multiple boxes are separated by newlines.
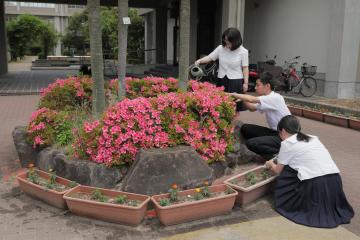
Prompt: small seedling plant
<box><xmin>158</xmin><ymin>180</ymin><xmax>225</xmax><ymax>206</ymax></box>
<box><xmin>26</xmin><ymin>165</ymin><xmax>75</xmax><ymax>192</ymax></box>
<box><xmin>245</xmin><ymin>172</ymin><xmax>258</xmax><ymax>185</ymax></box>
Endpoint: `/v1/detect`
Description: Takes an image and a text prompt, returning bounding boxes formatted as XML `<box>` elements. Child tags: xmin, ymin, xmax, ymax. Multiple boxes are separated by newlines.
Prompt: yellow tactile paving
<box><xmin>161</xmin><ymin>216</ymin><xmax>360</xmax><ymax>240</ymax></box>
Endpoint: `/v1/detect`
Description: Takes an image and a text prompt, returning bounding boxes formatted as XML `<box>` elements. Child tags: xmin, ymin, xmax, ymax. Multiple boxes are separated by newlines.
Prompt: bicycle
<box><xmin>277</xmin><ymin>56</ymin><xmax>318</xmax><ymax>97</ymax></box>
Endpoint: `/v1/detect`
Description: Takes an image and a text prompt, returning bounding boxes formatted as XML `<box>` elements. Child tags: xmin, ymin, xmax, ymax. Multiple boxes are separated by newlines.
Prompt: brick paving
<box><xmin>0</xmin><ymin>65</ymin><xmax>359</xmax><ymax>239</ymax></box>
<box><xmin>0</xmin><ymin>70</ymin><xmax>78</xmax><ymax>95</ymax></box>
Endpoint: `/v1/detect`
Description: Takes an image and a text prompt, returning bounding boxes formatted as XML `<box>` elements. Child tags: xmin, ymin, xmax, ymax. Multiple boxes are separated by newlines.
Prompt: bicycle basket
<box><xmin>301</xmin><ymin>65</ymin><xmax>317</xmax><ymax>76</ymax></box>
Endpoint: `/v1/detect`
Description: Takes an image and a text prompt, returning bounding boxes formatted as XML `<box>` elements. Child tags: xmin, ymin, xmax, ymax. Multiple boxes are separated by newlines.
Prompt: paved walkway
<box><xmin>0</xmin><ymin>57</ymin><xmax>78</xmax><ymax>95</ymax></box>
<box><xmin>0</xmin><ymin>94</ymin><xmax>359</xmax><ymax>239</ymax></box>
<box><xmin>0</xmin><ymin>70</ymin><xmax>78</xmax><ymax>95</ymax></box>
<box><xmin>0</xmin><ymin>61</ymin><xmax>359</xmax><ymax>240</ymax></box>
<box><xmin>162</xmin><ymin>216</ymin><xmax>360</xmax><ymax>240</ymax></box>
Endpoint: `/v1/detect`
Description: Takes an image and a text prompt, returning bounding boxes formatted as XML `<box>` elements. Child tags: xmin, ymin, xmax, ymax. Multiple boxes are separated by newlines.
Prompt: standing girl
<box><xmin>195</xmin><ymin>27</ymin><xmax>249</xmax><ymax>119</ymax></box>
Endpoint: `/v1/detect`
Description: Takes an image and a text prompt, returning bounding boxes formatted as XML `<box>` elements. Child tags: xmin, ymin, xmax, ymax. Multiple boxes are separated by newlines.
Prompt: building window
<box><xmin>5</xmin><ymin>1</ymin><xmax>18</xmax><ymax>7</ymax></box>
<box><xmin>5</xmin><ymin>16</ymin><xmax>15</xmax><ymax>22</ymax></box>
<box><xmin>68</xmin><ymin>4</ymin><xmax>85</xmax><ymax>9</ymax></box>
<box><xmin>19</xmin><ymin>2</ymin><xmax>55</xmax><ymax>8</ymax></box>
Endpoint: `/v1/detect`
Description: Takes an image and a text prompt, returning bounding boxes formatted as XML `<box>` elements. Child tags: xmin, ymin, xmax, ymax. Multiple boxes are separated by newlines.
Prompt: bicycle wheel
<box><xmin>300</xmin><ymin>76</ymin><xmax>317</xmax><ymax>97</ymax></box>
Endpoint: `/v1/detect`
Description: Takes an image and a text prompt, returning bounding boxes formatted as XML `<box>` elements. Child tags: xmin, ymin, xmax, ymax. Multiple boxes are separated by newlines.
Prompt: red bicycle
<box><xmin>278</xmin><ymin>56</ymin><xmax>318</xmax><ymax>97</ymax></box>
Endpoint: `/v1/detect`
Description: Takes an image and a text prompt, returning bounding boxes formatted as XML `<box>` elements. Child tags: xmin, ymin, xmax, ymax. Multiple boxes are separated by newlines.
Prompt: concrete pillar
<box><xmin>221</xmin><ymin>0</ymin><xmax>245</xmax><ymax>35</ymax></box>
<box><xmin>145</xmin><ymin>11</ymin><xmax>156</xmax><ymax>64</ymax></box>
<box><xmin>189</xmin><ymin>0</ymin><xmax>197</xmax><ymax>63</ymax></box>
<box><xmin>155</xmin><ymin>6</ymin><xmax>167</xmax><ymax>64</ymax></box>
<box><xmin>357</xmin><ymin>42</ymin><xmax>360</xmax><ymax>97</ymax></box>
<box><xmin>325</xmin><ymin>0</ymin><xmax>360</xmax><ymax>98</ymax></box>
<box><xmin>54</xmin><ymin>16</ymin><xmax>62</xmax><ymax>55</ymax></box>
<box><xmin>144</xmin><ymin>11</ymin><xmax>156</xmax><ymax>64</ymax></box>
<box><xmin>0</xmin><ymin>0</ymin><xmax>8</xmax><ymax>75</ymax></box>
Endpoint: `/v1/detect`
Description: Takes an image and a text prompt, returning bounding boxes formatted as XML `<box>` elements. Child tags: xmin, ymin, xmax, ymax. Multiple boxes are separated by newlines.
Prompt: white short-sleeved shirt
<box><xmin>208</xmin><ymin>45</ymin><xmax>249</xmax><ymax>79</ymax></box>
<box><xmin>278</xmin><ymin>134</ymin><xmax>340</xmax><ymax>181</ymax></box>
<box><xmin>255</xmin><ymin>91</ymin><xmax>291</xmax><ymax>130</ymax></box>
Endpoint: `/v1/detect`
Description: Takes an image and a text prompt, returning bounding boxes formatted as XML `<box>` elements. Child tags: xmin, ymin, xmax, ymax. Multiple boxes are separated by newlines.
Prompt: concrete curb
<box><xmin>284</xmin><ymin>96</ymin><xmax>360</xmax><ymax>118</ymax></box>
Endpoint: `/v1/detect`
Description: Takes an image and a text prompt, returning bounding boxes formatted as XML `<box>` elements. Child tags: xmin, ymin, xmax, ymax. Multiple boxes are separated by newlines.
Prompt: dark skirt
<box><xmin>275</xmin><ymin>166</ymin><xmax>354</xmax><ymax>228</ymax></box>
<box><xmin>217</xmin><ymin>76</ymin><xmax>244</xmax><ymax>112</ymax></box>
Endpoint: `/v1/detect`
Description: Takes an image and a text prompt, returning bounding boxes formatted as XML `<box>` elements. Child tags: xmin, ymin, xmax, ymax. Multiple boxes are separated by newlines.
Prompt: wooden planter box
<box><xmin>151</xmin><ymin>184</ymin><xmax>237</xmax><ymax>226</ymax></box>
<box><xmin>302</xmin><ymin>109</ymin><xmax>324</xmax><ymax>122</ymax></box>
<box><xmin>348</xmin><ymin>118</ymin><xmax>360</xmax><ymax>131</ymax></box>
<box><xmin>17</xmin><ymin>169</ymin><xmax>76</xmax><ymax>209</ymax></box>
<box><xmin>63</xmin><ymin>185</ymin><xmax>150</xmax><ymax>225</ymax></box>
<box><xmin>323</xmin><ymin>113</ymin><xmax>349</xmax><ymax>128</ymax></box>
<box><xmin>288</xmin><ymin>106</ymin><xmax>303</xmax><ymax>117</ymax></box>
<box><xmin>224</xmin><ymin>166</ymin><xmax>276</xmax><ymax>206</ymax></box>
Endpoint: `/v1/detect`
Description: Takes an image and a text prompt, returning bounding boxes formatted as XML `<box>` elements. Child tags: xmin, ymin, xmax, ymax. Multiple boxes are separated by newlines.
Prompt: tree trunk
<box><xmin>117</xmin><ymin>0</ymin><xmax>129</xmax><ymax>99</ymax></box>
<box><xmin>178</xmin><ymin>0</ymin><xmax>190</xmax><ymax>90</ymax></box>
<box><xmin>87</xmin><ymin>0</ymin><xmax>105</xmax><ymax>116</ymax></box>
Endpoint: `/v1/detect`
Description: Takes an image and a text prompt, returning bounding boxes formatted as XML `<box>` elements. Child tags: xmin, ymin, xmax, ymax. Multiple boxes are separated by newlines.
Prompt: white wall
<box><xmin>244</xmin><ymin>0</ymin><xmax>331</xmax><ymax>73</ymax></box>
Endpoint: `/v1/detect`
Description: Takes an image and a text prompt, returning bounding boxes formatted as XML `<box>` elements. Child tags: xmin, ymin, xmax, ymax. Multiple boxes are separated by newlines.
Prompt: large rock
<box><xmin>120</xmin><ymin>146</ymin><xmax>214</xmax><ymax>195</ymax></box>
<box><xmin>39</xmin><ymin>150</ymin><xmax>124</xmax><ymax>188</ymax></box>
<box><xmin>12</xmin><ymin>126</ymin><xmax>39</xmax><ymax>167</ymax></box>
<box><xmin>238</xmin><ymin>144</ymin><xmax>257</xmax><ymax>164</ymax></box>
<box><xmin>12</xmin><ymin>126</ymin><xmax>124</xmax><ymax>188</ymax></box>
<box><xmin>209</xmin><ymin>161</ymin><xmax>227</xmax><ymax>179</ymax></box>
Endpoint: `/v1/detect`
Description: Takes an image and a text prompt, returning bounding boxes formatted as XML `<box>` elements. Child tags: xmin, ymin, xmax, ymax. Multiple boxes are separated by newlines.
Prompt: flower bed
<box><xmin>39</xmin><ymin>76</ymin><xmax>93</xmax><ymax>111</ymax></box>
<box><xmin>108</xmin><ymin>77</ymin><xmax>179</xmax><ymax>99</ymax></box>
<box><xmin>73</xmin><ymin>97</ymin><xmax>170</xmax><ymax>166</ymax></box>
<box><xmin>28</xmin><ymin>76</ymin><xmax>235</xmax><ymax>166</ymax></box>
<box><xmin>27</xmin><ymin>108</ymin><xmax>74</xmax><ymax>148</ymax></box>
<box><xmin>73</xmin><ymin>89</ymin><xmax>235</xmax><ymax>166</ymax></box>
<box><xmin>287</xmin><ymin>103</ymin><xmax>360</xmax><ymax>131</ymax></box>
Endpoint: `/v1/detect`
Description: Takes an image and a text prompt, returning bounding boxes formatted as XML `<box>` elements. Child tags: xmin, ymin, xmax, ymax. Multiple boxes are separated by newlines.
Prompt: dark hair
<box><xmin>258</xmin><ymin>72</ymin><xmax>275</xmax><ymax>90</ymax></box>
<box><xmin>222</xmin><ymin>28</ymin><xmax>242</xmax><ymax>50</ymax></box>
<box><xmin>277</xmin><ymin>115</ymin><xmax>311</xmax><ymax>142</ymax></box>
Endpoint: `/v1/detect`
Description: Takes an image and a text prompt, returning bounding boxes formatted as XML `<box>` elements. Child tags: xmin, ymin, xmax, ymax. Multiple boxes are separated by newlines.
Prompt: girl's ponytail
<box><xmin>296</xmin><ymin>131</ymin><xmax>310</xmax><ymax>142</ymax></box>
<box><xmin>278</xmin><ymin>115</ymin><xmax>311</xmax><ymax>142</ymax></box>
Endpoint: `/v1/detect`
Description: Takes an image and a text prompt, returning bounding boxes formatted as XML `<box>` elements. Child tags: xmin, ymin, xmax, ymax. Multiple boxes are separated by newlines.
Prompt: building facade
<box><xmin>1</xmin><ymin>0</ymin><xmax>359</xmax><ymax>98</ymax></box>
<box><xmin>141</xmin><ymin>0</ymin><xmax>360</xmax><ymax>98</ymax></box>
<box><xmin>244</xmin><ymin>0</ymin><xmax>360</xmax><ymax>99</ymax></box>
<box><xmin>4</xmin><ymin>1</ymin><xmax>85</xmax><ymax>55</ymax></box>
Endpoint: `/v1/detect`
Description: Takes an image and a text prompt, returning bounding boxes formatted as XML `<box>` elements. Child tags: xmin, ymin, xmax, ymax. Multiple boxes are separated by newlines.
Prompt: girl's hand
<box><xmin>195</xmin><ymin>60</ymin><xmax>201</xmax><ymax>66</ymax></box>
<box><xmin>243</xmin><ymin>83</ymin><xmax>248</xmax><ymax>93</ymax></box>
<box><xmin>265</xmin><ymin>160</ymin><xmax>275</xmax><ymax>170</ymax></box>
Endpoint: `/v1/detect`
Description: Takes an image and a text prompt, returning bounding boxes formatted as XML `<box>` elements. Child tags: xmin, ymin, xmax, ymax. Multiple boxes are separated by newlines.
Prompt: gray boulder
<box><xmin>120</xmin><ymin>146</ymin><xmax>214</xmax><ymax>195</ymax></box>
<box><xmin>12</xmin><ymin>125</ymin><xmax>124</xmax><ymax>188</ymax></box>
<box><xmin>40</xmin><ymin>150</ymin><xmax>124</xmax><ymax>188</ymax></box>
<box><xmin>209</xmin><ymin>161</ymin><xmax>227</xmax><ymax>178</ymax></box>
<box><xmin>12</xmin><ymin>126</ymin><xmax>39</xmax><ymax>167</ymax></box>
<box><xmin>238</xmin><ymin>143</ymin><xmax>257</xmax><ymax>164</ymax></box>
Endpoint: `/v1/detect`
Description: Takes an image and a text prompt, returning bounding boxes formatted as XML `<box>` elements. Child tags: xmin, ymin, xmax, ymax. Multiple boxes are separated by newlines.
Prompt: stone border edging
<box><xmin>286</xmin><ymin>103</ymin><xmax>360</xmax><ymax>131</ymax></box>
<box><xmin>284</xmin><ymin>96</ymin><xmax>360</xmax><ymax>118</ymax></box>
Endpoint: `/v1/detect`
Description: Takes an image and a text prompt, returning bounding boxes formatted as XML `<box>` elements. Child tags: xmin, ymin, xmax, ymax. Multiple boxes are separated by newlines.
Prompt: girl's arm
<box><xmin>242</xmin><ymin>66</ymin><xmax>249</xmax><ymax>92</ymax></box>
<box><xmin>195</xmin><ymin>56</ymin><xmax>212</xmax><ymax>65</ymax></box>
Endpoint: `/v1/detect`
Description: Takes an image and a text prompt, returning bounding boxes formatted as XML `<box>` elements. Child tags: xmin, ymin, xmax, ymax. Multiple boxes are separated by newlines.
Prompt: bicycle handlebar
<box><xmin>285</xmin><ymin>56</ymin><xmax>301</xmax><ymax>62</ymax></box>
